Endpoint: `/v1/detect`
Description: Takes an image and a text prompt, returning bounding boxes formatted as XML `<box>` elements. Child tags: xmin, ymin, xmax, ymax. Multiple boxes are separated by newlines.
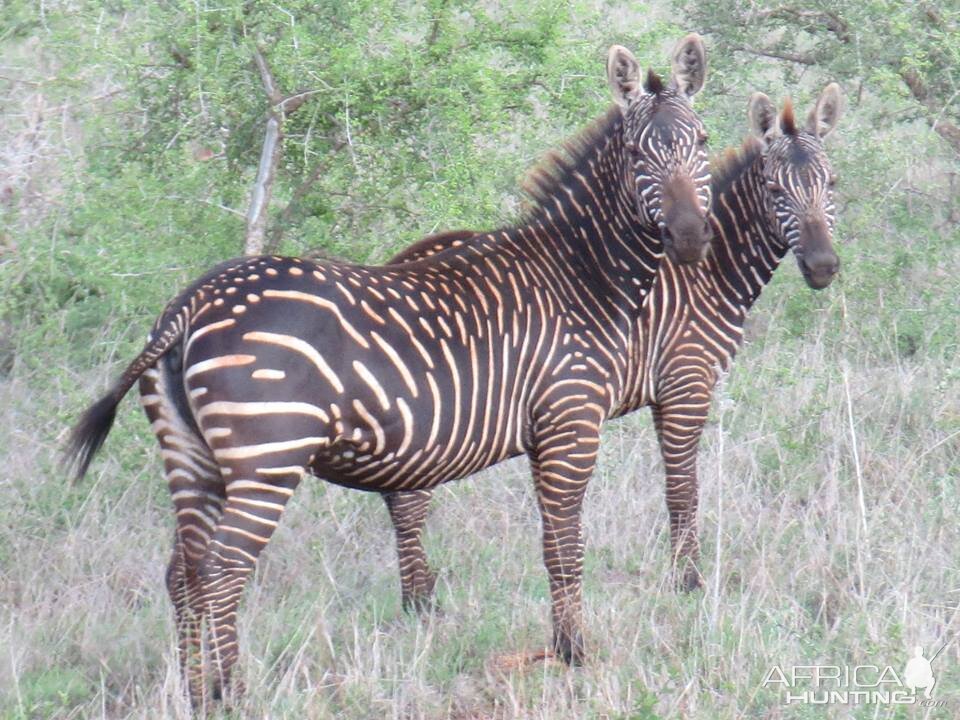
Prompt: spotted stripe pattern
<box><xmin>384</xmin><ymin>126</ymin><xmax>840</xmax><ymax>597</ymax></box>
<box><xmin>68</xmin><ymin>88</ymin><xmax>712</xmax><ymax>706</ymax></box>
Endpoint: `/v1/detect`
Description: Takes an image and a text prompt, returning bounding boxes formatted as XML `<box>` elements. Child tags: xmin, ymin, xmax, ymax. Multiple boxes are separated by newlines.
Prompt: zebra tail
<box><xmin>65</xmin><ymin>314</ymin><xmax>187</xmax><ymax>482</ymax></box>
<box><xmin>65</xmin><ymin>391</ymin><xmax>121</xmax><ymax>482</ymax></box>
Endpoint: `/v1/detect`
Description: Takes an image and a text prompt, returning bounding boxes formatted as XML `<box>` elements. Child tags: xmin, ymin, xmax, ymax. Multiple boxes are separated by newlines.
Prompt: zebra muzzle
<box><xmin>798</xmin><ymin>251</ymin><xmax>839</xmax><ymax>289</ymax></box>
<box><xmin>661</xmin><ymin>216</ymin><xmax>713</xmax><ymax>264</ymax></box>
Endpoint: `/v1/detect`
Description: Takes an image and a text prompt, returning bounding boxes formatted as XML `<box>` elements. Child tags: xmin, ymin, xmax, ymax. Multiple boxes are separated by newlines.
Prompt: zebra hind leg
<box><xmin>141</xmin><ymin>367</ymin><xmax>226</xmax><ymax>708</ymax></box>
<box><xmin>166</xmin><ymin>532</ymin><xmax>215</xmax><ymax>710</ymax></box>
<box><xmin>382</xmin><ymin>490</ymin><xmax>437</xmax><ymax>613</ymax></box>
<box><xmin>194</xmin><ymin>458</ymin><xmax>306</xmax><ymax>704</ymax></box>
<box><xmin>166</xmin><ymin>473</ymin><xmax>227</xmax><ymax>710</ymax></box>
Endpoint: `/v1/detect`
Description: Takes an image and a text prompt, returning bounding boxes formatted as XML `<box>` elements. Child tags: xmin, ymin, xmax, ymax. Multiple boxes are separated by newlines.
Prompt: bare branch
<box><xmin>0</xmin><ymin>74</ymin><xmax>42</xmax><ymax>87</ymax></box>
<box><xmin>278</xmin><ymin>89</ymin><xmax>323</xmax><ymax>116</ymax></box>
<box><xmin>245</xmin><ymin>47</ymin><xmax>284</xmax><ymax>256</ymax></box>
<box><xmin>243</xmin><ymin>47</ymin><xmax>321</xmax><ymax>255</ymax></box>
<box><xmin>900</xmin><ymin>68</ymin><xmax>960</xmax><ymax>155</ymax></box>
<box><xmin>751</xmin><ymin>7</ymin><xmax>850</xmax><ymax>41</ymax></box>
<box><xmin>252</xmin><ymin>46</ymin><xmax>281</xmax><ymax>106</ymax></box>
<box><xmin>166</xmin><ymin>195</ymin><xmax>245</xmax><ymax>219</ymax></box>
<box><xmin>730</xmin><ymin>45</ymin><xmax>816</xmax><ymax>65</ymax></box>
<box><xmin>245</xmin><ymin>114</ymin><xmax>283</xmax><ymax>255</ymax></box>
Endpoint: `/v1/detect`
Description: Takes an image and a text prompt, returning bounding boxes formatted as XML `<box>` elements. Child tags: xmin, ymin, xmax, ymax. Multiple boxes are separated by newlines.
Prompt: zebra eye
<box><xmin>697</xmin><ymin>131</ymin><xmax>709</xmax><ymax>146</ymax></box>
<box><xmin>827</xmin><ymin>175</ymin><xmax>837</xmax><ymax>188</ymax></box>
<box><xmin>767</xmin><ymin>180</ymin><xmax>784</xmax><ymax>195</ymax></box>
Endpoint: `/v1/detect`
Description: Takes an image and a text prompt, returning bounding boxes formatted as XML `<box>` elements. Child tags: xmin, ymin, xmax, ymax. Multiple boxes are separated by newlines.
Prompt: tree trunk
<box><xmin>244</xmin><ymin>47</ymin><xmax>290</xmax><ymax>256</ymax></box>
<box><xmin>244</xmin><ymin>113</ymin><xmax>282</xmax><ymax>256</ymax></box>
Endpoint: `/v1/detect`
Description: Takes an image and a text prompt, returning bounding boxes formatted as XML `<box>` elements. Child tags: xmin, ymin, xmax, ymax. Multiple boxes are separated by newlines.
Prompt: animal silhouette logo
<box><xmin>903</xmin><ymin>646</ymin><xmax>936</xmax><ymax>699</ymax></box>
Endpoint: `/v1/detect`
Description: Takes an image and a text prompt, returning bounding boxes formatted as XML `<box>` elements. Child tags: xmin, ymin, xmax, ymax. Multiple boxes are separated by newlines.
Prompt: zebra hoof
<box><xmin>553</xmin><ymin>630</ymin><xmax>585</xmax><ymax>666</ymax></box>
<box><xmin>403</xmin><ymin>592</ymin><xmax>441</xmax><ymax>616</ymax></box>
<box><xmin>211</xmin><ymin>677</ymin><xmax>245</xmax><ymax>709</ymax></box>
<box><xmin>401</xmin><ymin>586</ymin><xmax>440</xmax><ymax>616</ymax></box>
<box><xmin>401</xmin><ymin>571</ymin><xmax>439</xmax><ymax>615</ymax></box>
<box><xmin>187</xmin><ymin>693</ymin><xmax>206</xmax><ymax>716</ymax></box>
<box><xmin>675</xmin><ymin>563</ymin><xmax>705</xmax><ymax>593</ymax></box>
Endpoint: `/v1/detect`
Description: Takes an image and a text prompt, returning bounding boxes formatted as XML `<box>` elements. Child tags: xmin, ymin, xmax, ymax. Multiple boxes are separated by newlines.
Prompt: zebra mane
<box><xmin>780</xmin><ymin>98</ymin><xmax>797</xmax><ymax>135</ymax></box>
<box><xmin>519</xmin><ymin>106</ymin><xmax>623</xmax><ymax>222</ymax></box>
<box><xmin>710</xmin><ymin>136</ymin><xmax>764</xmax><ymax>198</ymax></box>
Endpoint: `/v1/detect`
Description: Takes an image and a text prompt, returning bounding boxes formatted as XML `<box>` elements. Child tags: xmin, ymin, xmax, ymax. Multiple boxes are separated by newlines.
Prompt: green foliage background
<box><xmin>1</xmin><ymin>1</ymin><xmax>958</xmax><ymax>718</ymax></box>
<box><xmin>2</xmin><ymin>1</ymin><xmax>957</xmax><ymax>373</ymax></box>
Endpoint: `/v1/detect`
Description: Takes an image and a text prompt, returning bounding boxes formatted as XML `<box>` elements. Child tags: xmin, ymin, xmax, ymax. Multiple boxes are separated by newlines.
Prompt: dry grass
<box><xmin>2</xmin><ymin>291</ymin><xmax>958</xmax><ymax>718</ymax></box>
<box><xmin>2</xmin><ymin>4</ymin><xmax>959</xmax><ymax>719</ymax></box>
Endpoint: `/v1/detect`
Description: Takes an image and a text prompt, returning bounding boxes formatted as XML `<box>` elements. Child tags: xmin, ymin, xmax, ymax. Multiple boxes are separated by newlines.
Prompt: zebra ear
<box><xmin>607</xmin><ymin>45</ymin><xmax>642</xmax><ymax>109</ymax></box>
<box><xmin>807</xmin><ymin>82</ymin><xmax>843</xmax><ymax>138</ymax></box>
<box><xmin>748</xmin><ymin>92</ymin><xmax>778</xmax><ymax>143</ymax></box>
<box><xmin>669</xmin><ymin>33</ymin><xmax>707</xmax><ymax>99</ymax></box>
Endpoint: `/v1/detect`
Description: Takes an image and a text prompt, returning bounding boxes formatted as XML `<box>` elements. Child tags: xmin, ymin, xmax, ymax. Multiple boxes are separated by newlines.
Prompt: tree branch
<box><xmin>245</xmin><ymin>47</ymin><xmax>284</xmax><ymax>256</ymax></box>
<box><xmin>252</xmin><ymin>46</ymin><xmax>281</xmax><ymax>105</ymax></box>
<box><xmin>278</xmin><ymin>89</ymin><xmax>323</xmax><ymax>116</ymax></box>
<box><xmin>900</xmin><ymin>68</ymin><xmax>960</xmax><ymax>156</ymax></box>
<box><xmin>245</xmin><ymin>114</ymin><xmax>282</xmax><ymax>255</ymax></box>
<box><xmin>752</xmin><ymin>7</ymin><xmax>850</xmax><ymax>42</ymax></box>
<box><xmin>730</xmin><ymin>45</ymin><xmax>816</xmax><ymax>65</ymax></box>
<box><xmin>244</xmin><ymin>47</ymin><xmax>316</xmax><ymax>255</ymax></box>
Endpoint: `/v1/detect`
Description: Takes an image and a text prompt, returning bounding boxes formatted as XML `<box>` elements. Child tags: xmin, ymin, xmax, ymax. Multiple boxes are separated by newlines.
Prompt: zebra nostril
<box><xmin>809</xmin><ymin>253</ymin><xmax>839</xmax><ymax>277</ymax></box>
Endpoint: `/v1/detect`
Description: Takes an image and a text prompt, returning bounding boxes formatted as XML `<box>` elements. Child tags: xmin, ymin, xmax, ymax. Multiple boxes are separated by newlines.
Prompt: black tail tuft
<box><xmin>64</xmin><ymin>392</ymin><xmax>119</xmax><ymax>482</ymax></box>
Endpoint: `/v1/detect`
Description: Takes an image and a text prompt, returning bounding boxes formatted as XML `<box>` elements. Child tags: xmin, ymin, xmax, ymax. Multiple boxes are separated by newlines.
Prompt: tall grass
<box><xmin>3</xmin><ymin>306</ymin><xmax>958</xmax><ymax>718</ymax></box>
<box><xmin>1</xmin><ymin>1</ymin><xmax>958</xmax><ymax>718</ymax></box>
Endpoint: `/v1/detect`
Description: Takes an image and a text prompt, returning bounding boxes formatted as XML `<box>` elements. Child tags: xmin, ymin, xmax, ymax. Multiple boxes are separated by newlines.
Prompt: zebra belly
<box><xmin>309</xmin><ymin>441</ymin><xmax>527</xmax><ymax>492</ymax></box>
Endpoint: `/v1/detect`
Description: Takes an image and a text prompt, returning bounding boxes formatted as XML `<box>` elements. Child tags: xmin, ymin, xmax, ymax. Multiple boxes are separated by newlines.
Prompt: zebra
<box><xmin>65</xmin><ymin>36</ymin><xmax>712</xmax><ymax>707</ymax></box>
<box><xmin>382</xmin><ymin>83</ymin><xmax>843</xmax><ymax>599</ymax></box>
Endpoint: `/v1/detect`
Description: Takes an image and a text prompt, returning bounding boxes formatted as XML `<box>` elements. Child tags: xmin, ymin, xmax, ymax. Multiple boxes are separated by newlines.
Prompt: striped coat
<box><xmin>384</xmin><ymin>84</ymin><xmax>843</xmax><ymax>596</ymax></box>
<box><xmin>65</xmin><ymin>37</ymin><xmax>714</xmax><ymax>706</ymax></box>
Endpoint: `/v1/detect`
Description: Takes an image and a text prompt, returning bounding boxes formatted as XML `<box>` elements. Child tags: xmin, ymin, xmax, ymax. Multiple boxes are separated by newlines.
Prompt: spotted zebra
<box><xmin>65</xmin><ymin>36</ymin><xmax>712</xmax><ymax>707</ymax></box>
<box><xmin>383</xmin><ymin>84</ymin><xmax>843</xmax><ymax>599</ymax></box>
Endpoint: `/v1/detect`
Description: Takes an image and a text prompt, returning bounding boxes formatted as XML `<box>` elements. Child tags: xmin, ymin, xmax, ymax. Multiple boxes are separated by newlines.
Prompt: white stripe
<box><xmin>185</xmin><ymin>318</ymin><xmax>236</xmax><ymax>357</ymax></box>
<box><xmin>185</xmin><ymin>354</ymin><xmax>256</xmax><ymax>380</ymax></box>
<box><xmin>215</xmin><ymin>437</ymin><xmax>323</xmax><ymax>461</ymax></box>
<box><xmin>243</xmin><ymin>331</ymin><xmax>343</xmax><ymax>394</ymax></box>
<box><xmin>262</xmin><ymin>289</ymin><xmax>369</xmax><ymax>348</ymax></box>
<box><xmin>396</xmin><ymin>397</ymin><xmax>414</xmax><ymax>457</ymax></box>
<box><xmin>198</xmin><ymin>400</ymin><xmax>329</xmax><ymax>424</ymax></box>
<box><xmin>370</xmin><ymin>331</ymin><xmax>419</xmax><ymax>398</ymax></box>
<box><xmin>352</xmin><ymin>361</ymin><xmax>391</xmax><ymax>411</ymax></box>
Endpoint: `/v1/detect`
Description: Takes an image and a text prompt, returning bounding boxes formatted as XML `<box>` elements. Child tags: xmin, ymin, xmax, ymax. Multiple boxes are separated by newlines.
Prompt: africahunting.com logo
<box><xmin>762</xmin><ymin>646</ymin><xmax>946</xmax><ymax>707</ymax></box>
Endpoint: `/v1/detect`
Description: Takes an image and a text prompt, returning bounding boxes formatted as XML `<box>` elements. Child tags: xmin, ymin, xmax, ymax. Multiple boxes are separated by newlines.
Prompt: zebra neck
<box><xmin>507</xmin><ymin>115</ymin><xmax>662</xmax><ymax>316</ymax></box>
<box><xmin>707</xmin><ymin>157</ymin><xmax>790</xmax><ymax>313</ymax></box>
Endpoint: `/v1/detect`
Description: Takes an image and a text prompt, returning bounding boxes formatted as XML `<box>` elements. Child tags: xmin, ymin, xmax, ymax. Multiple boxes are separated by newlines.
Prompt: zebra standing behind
<box><xmin>65</xmin><ymin>35</ymin><xmax>714</xmax><ymax>708</ymax></box>
<box><xmin>384</xmin><ymin>83</ymin><xmax>843</xmax><ymax>600</ymax></box>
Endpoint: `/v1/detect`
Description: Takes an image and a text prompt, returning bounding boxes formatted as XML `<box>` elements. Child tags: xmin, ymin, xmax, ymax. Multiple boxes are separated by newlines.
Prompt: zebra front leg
<box><xmin>195</xmin><ymin>464</ymin><xmax>303</xmax><ymax>704</ymax></box>
<box><xmin>382</xmin><ymin>490</ymin><xmax>437</xmax><ymax>613</ymax></box>
<box><xmin>652</xmin><ymin>402</ymin><xmax>707</xmax><ymax>592</ymax></box>
<box><xmin>529</xmin><ymin>407</ymin><xmax>601</xmax><ymax>665</ymax></box>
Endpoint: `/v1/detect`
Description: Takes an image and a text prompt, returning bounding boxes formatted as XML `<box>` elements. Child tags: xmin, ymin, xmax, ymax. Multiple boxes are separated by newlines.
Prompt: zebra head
<box><xmin>749</xmin><ymin>84</ymin><xmax>843</xmax><ymax>289</ymax></box>
<box><xmin>607</xmin><ymin>35</ymin><xmax>713</xmax><ymax>265</ymax></box>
